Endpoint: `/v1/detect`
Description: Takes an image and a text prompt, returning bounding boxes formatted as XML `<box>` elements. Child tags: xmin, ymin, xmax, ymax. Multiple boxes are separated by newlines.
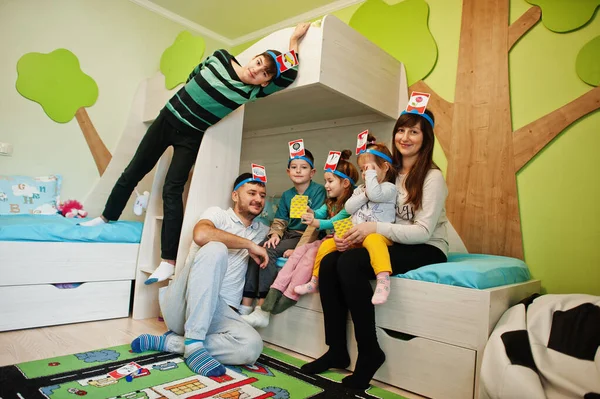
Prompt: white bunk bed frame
<box><xmin>131</xmin><ymin>16</ymin><xmax>540</xmax><ymax>399</ymax></box>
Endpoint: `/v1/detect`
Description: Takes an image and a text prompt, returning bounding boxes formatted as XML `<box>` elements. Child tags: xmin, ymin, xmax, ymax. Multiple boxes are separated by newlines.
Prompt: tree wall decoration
<box><xmin>16</xmin><ymin>48</ymin><xmax>111</xmax><ymax>176</ymax></box>
<box><xmin>351</xmin><ymin>0</ymin><xmax>600</xmax><ymax>259</ymax></box>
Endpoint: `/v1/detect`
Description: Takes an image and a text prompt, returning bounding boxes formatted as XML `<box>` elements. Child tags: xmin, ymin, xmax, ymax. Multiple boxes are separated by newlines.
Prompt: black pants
<box><xmin>102</xmin><ymin>113</ymin><xmax>203</xmax><ymax>260</ymax></box>
<box><xmin>319</xmin><ymin>242</ymin><xmax>446</xmax><ymax>353</ymax></box>
<box><xmin>243</xmin><ymin>230</ymin><xmax>303</xmax><ymax>299</ymax></box>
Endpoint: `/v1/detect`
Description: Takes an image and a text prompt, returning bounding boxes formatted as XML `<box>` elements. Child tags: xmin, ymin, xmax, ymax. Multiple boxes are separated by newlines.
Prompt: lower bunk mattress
<box><xmin>0</xmin><ymin>214</ymin><xmax>143</xmax><ymax>243</ymax></box>
<box><xmin>277</xmin><ymin>252</ymin><xmax>532</xmax><ymax>289</ymax></box>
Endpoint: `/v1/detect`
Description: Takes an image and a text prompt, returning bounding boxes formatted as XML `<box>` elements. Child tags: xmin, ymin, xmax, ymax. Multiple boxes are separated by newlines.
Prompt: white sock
<box><xmin>241</xmin><ymin>306</ymin><xmax>270</xmax><ymax>328</ymax></box>
<box><xmin>79</xmin><ymin>217</ymin><xmax>107</xmax><ymax>227</ymax></box>
<box><xmin>144</xmin><ymin>261</ymin><xmax>175</xmax><ymax>285</ymax></box>
<box><xmin>238</xmin><ymin>305</ymin><xmax>254</xmax><ymax>316</ymax></box>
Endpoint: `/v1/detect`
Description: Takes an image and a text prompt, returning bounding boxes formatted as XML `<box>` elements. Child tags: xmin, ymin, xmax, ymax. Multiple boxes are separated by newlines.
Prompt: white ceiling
<box><xmin>130</xmin><ymin>0</ymin><xmax>364</xmax><ymax>45</ymax></box>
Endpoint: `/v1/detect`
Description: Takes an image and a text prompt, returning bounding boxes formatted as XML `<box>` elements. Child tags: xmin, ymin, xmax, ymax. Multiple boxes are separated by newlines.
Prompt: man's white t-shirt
<box><xmin>190</xmin><ymin>206</ymin><xmax>269</xmax><ymax>308</ymax></box>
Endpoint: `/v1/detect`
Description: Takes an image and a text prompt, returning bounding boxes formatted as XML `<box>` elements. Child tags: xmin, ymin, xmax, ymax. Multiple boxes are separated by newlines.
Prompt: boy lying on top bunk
<box><xmin>81</xmin><ymin>23</ymin><xmax>312</xmax><ymax>284</ymax></box>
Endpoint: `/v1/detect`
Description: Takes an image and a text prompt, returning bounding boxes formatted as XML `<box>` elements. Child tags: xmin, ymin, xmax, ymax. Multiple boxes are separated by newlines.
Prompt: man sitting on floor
<box><xmin>130</xmin><ymin>173</ymin><xmax>269</xmax><ymax>376</ymax></box>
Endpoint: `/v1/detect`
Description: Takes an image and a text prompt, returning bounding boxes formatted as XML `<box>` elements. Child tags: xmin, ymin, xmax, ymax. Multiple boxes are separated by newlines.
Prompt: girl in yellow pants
<box><xmin>295</xmin><ymin>135</ymin><xmax>398</xmax><ymax>304</ymax></box>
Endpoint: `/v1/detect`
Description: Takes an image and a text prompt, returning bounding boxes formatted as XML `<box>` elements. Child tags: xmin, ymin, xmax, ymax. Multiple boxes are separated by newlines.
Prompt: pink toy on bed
<box><xmin>57</xmin><ymin>199</ymin><xmax>88</xmax><ymax>218</ymax></box>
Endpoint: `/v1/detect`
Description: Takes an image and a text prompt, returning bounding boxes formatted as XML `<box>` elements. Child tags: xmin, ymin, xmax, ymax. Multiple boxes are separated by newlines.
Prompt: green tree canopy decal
<box><xmin>16</xmin><ymin>49</ymin><xmax>98</xmax><ymax>123</ymax></box>
<box><xmin>16</xmin><ymin>48</ymin><xmax>110</xmax><ymax>175</ymax></box>
<box><xmin>526</xmin><ymin>0</ymin><xmax>600</xmax><ymax>32</ymax></box>
<box><xmin>160</xmin><ymin>31</ymin><xmax>206</xmax><ymax>90</ymax></box>
<box><xmin>576</xmin><ymin>36</ymin><xmax>600</xmax><ymax>86</ymax></box>
<box><xmin>349</xmin><ymin>0</ymin><xmax>437</xmax><ymax>86</ymax></box>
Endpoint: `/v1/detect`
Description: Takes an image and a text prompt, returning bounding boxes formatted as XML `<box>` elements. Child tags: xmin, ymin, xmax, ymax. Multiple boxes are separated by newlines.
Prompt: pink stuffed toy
<box><xmin>58</xmin><ymin>200</ymin><xmax>88</xmax><ymax>218</ymax></box>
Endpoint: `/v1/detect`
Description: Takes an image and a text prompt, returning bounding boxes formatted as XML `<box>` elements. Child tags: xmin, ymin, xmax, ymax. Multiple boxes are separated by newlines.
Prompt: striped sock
<box><xmin>131</xmin><ymin>331</ymin><xmax>176</xmax><ymax>353</ymax></box>
<box><xmin>184</xmin><ymin>338</ymin><xmax>226</xmax><ymax>377</ymax></box>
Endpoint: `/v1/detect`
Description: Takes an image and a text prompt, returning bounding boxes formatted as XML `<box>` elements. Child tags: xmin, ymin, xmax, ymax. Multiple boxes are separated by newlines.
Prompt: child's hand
<box><xmin>263</xmin><ymin>234</ymin><xmax>280</xmax><ymax>249</ymax></box>
<box><xmin>301</xmin><ymin>207</ymin><xmax>315</xmax><ymax>226</ymax></box>
<box><xmin>250</xmin><ymin>243</ymin><xmax>269</xmax><ymax>269</ymax></box>
<box><xmin>291</xmin><ymin>22</ymin><xmax>310</xmax><ymax>42</ymax></box>
<box><xmin>283</xmin><ymin>249</ymin><xmax>294</xmax><ymax>258</ymax></box>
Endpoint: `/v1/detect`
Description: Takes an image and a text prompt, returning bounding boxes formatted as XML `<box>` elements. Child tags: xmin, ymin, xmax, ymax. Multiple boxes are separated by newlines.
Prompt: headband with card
<box><xmin>266</xmin><ymin>50</ymin><xmax>299</xmax><ymax>80</ymax></box>
<box><xmin>287</xmin><ymin>139</ymin><xmax>314</xmax><ymax>168</ymax></box>
<box><xmin>400</xmin><ymin>91</ymin><xmax>434</xmax><ymax>128</ymax></box>
<box><xmin>324</xmin><ymin>150</ymin><xmax>356</xmax><ymax>187</ymax></box>
<box><xmin>355</xmin><ymin>130</ymin><xmax>394</xmax><ymax>164</ymax></box>
<box><xmin>233</xmin><ymin>163</ymin><xmax>267</xmax><ymax>192</ymax></box>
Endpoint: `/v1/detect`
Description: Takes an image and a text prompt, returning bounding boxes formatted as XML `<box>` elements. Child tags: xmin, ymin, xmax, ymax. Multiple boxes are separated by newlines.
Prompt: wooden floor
<box><xmin>0</xmin><ymin>317</ymin><xmax>424</xmax><ymax>398</ymax></box>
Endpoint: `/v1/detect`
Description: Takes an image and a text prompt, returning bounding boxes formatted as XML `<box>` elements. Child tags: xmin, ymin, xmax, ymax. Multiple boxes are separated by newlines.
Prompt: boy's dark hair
<box><xmin>256</xmin><ymin>49</ymin><xmax>281</xmax><ymax>81</ymax></box>
<box><xmin>304</xmin><ymin>149</ymin><xmax>315</xmax><ymax>166</ymax></box>
<box><xmin>288</xmin><ymin>149</ymin><xmax>315</xmax><ymax>169</ymax></box>
<box><xmin>233</xmin><ymin>173</ymin><xmax>265</xmax><ymax>191</ymax></box>
<box><xmin>357</xmin><ymin>134</ymin><xmax>397</xmax><ymax>184</ymax></box>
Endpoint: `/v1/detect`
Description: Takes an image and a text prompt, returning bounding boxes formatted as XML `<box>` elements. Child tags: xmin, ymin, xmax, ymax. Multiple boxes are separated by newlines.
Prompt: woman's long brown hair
<box><xmin>391</xmin><ymin>109</ymin><xmax>439</xmax><ymax>210</ymax></box>
<box><xmin>326</xmin><ymin>150</ymin><xmax>358</xmax><ymax>217</ymax></box>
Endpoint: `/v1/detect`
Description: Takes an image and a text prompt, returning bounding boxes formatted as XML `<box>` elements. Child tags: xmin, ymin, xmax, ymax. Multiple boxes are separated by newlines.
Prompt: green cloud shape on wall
<box><xmin>576</xmin><ymin>36</ymin><xmax>600</xmax><ymax>87</ymax></box>
<box><xmin>349</xmin><ymin>0</ymin><xmax>437</xmax><ymax>86</ymax></box>
<box><xmin>160</xmin><ymin>31</ymin><xmax>206</xmax><ymax>90</ymax></box>
<box><xmin>16</xmin><ymin>49</ymin><xmax>98</xmax><ymax>123</ymax></box>
<box><xmin>526</xmin><ymin>0</ymin><xmax>600</xmax><ymax>32</ymax></box>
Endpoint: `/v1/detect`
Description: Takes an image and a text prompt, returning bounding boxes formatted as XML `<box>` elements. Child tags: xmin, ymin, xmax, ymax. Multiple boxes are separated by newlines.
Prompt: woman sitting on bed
<box><xmin>299</xmin><ymin>105</ymin><xmax>449</xmax><ymax>390</ymax></box>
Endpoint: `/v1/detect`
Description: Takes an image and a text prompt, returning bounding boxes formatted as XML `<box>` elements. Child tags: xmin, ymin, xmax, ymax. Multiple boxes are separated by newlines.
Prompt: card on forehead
<box><xmin>356</xmin><ymin>130</ymin><xmax>369</xmax><ymax>155</ymax></box>
<box><xmin>290</xmin><ymin>195</ymin><xmax>309</xmax><ymax>219</ymax></box>
<box><xmin>251</xmin><ymin>163</ymin><xmax>267</xmax><ymax>183</ymax></box>
<box><xmin>333</xmin><ymin>218</ymin><xmax>353</xmax><ymax>237</ymax></box>
<box><xmin>288</xmin><ymin>139</ymin><xmax>305</xmax><ymax>158</ymax></box>
<box><xmin>405</xmin><ymin>91</ymin><xmax>431</xmax><ymax>114</ymax></box>
<box><xmin>324</xmin><ymin>151</ymin><xmax>341</xmax><ymax>171</ymax></box>
<box><xmin>276</xmin><ymin>50</ymin><xmax>299</xmax><ymax>73</ymax></box>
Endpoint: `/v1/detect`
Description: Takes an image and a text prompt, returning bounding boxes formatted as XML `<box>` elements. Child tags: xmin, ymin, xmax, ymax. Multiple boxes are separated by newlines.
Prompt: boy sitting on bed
<box><xmin>81</xmin><ymin>23</ymin><xmax>311</xmax><ymax>285</ymax></box>
<box><xmin>240</xmin><ymin>144</ymin><xmax>326</xmax><ymax>326</ymax></box>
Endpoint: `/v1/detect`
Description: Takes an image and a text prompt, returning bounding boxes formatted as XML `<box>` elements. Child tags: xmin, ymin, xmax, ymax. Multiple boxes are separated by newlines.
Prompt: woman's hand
<box><xmin>344</xmin><ymin>222</ymin><xmax>377</xmax><ymax>245</ymax></box>
<box><xmin>333</xmin><ymin>234</ymin><xmax>351</xmax><ymax>252</ymax></box>
<box><xmin>263</xmin><ymin>234</ymin><xmax>280</xmax><ymax>249</ymax></box>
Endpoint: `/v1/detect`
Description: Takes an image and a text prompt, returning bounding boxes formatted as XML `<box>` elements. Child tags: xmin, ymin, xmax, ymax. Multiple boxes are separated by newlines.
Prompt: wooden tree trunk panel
<box><xmin>446</xmin><ymin>0</ymin><xmax>523</xmax><ymax>258</ymax></box>
<box><xmin>75</xmin><ymin>107</ymin><xmax>112</xmax><ymax>176</ymax></box>
<box><xmin>513</xmin><ymin>85</ymin><xmax>600</xmax><ymax>171</ymax></box>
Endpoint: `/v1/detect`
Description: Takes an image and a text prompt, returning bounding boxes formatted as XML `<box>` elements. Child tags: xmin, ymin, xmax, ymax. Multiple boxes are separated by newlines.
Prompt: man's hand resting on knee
<box><xmin>250</xmin><ymin>243</ymin><xmax>269</xmax><ymax>269</ymax></box>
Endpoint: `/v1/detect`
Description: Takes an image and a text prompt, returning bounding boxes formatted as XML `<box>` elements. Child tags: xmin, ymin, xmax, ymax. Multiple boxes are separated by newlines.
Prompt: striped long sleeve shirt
<box><xmin>162</xmin><ymin>49</ymin><xmax>298</xmax><ymax>135</ymax></box>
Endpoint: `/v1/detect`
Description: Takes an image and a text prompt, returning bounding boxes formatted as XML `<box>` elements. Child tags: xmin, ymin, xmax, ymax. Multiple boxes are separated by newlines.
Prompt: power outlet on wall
<box><xmin>0</xmin><ymin>142</ymin><xmax>13</xmax><ymax>156</ymax></box>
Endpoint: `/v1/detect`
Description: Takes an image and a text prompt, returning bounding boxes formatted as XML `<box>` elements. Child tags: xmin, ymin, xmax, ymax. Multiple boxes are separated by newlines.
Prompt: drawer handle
<box><xmin>52</xmin><ymin>283</ymin><xmax>84</xmax><ymax>289</ymax></box>
<box><xmin>380</xmin><ymin>327</ymin><xmax>416</xmax><ymax>341</ymax></box>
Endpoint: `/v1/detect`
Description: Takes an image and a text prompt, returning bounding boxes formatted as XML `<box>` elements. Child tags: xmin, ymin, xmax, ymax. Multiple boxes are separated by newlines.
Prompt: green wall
<box><xmin>232</xmin><ymin>0</ymin><xmax>600</xmax><ymax>296</ymax></box>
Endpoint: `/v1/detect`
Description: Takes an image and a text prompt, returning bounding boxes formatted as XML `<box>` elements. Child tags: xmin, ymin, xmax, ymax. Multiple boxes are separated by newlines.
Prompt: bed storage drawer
<box><xmin>0</xmin><ymin>242</ymin><xmax>139</xmax><ymax>286</ymax></box>
<box><xmin>348</xmin><ymin>327</ymin><xmax>476</xmax><ymax>399</ymax></box>
<box><xmin>262</xmin><ymin>304</ymin><xmax>476</xmax><ymax>399</ymax></box>
<box><xmin>0</xmin><ymin>280</ymin><xmax>132</xmax><ymax>331</ymax></box>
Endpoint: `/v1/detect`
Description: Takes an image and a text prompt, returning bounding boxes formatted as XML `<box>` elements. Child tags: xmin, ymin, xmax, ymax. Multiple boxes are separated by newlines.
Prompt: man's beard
<box><xmin>239</xmin><ymin>201</ymin><xmax>263</xmax><ymax>218</ymax></box>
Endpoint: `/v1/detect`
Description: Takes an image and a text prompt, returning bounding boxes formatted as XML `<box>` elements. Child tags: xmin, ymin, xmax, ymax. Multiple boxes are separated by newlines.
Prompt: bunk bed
<box><xmin>131</xmin><ymin>15</ymin><xmax>540</xmax><ymax>399</ymax></box>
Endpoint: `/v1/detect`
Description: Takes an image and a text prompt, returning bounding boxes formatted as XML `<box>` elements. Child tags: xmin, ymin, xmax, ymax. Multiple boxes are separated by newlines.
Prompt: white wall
<box><xmin>0</xmin><ymin>0</ymin><xmax>226</xmax><ymax>202</ymax></box>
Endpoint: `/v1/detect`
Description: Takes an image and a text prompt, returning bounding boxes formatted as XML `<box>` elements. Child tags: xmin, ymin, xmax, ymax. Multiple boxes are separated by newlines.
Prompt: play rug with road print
<box><xmin>0</xmin><ymin>344</ymin><xmax>407</xmax><ymax>399</ymax></box>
